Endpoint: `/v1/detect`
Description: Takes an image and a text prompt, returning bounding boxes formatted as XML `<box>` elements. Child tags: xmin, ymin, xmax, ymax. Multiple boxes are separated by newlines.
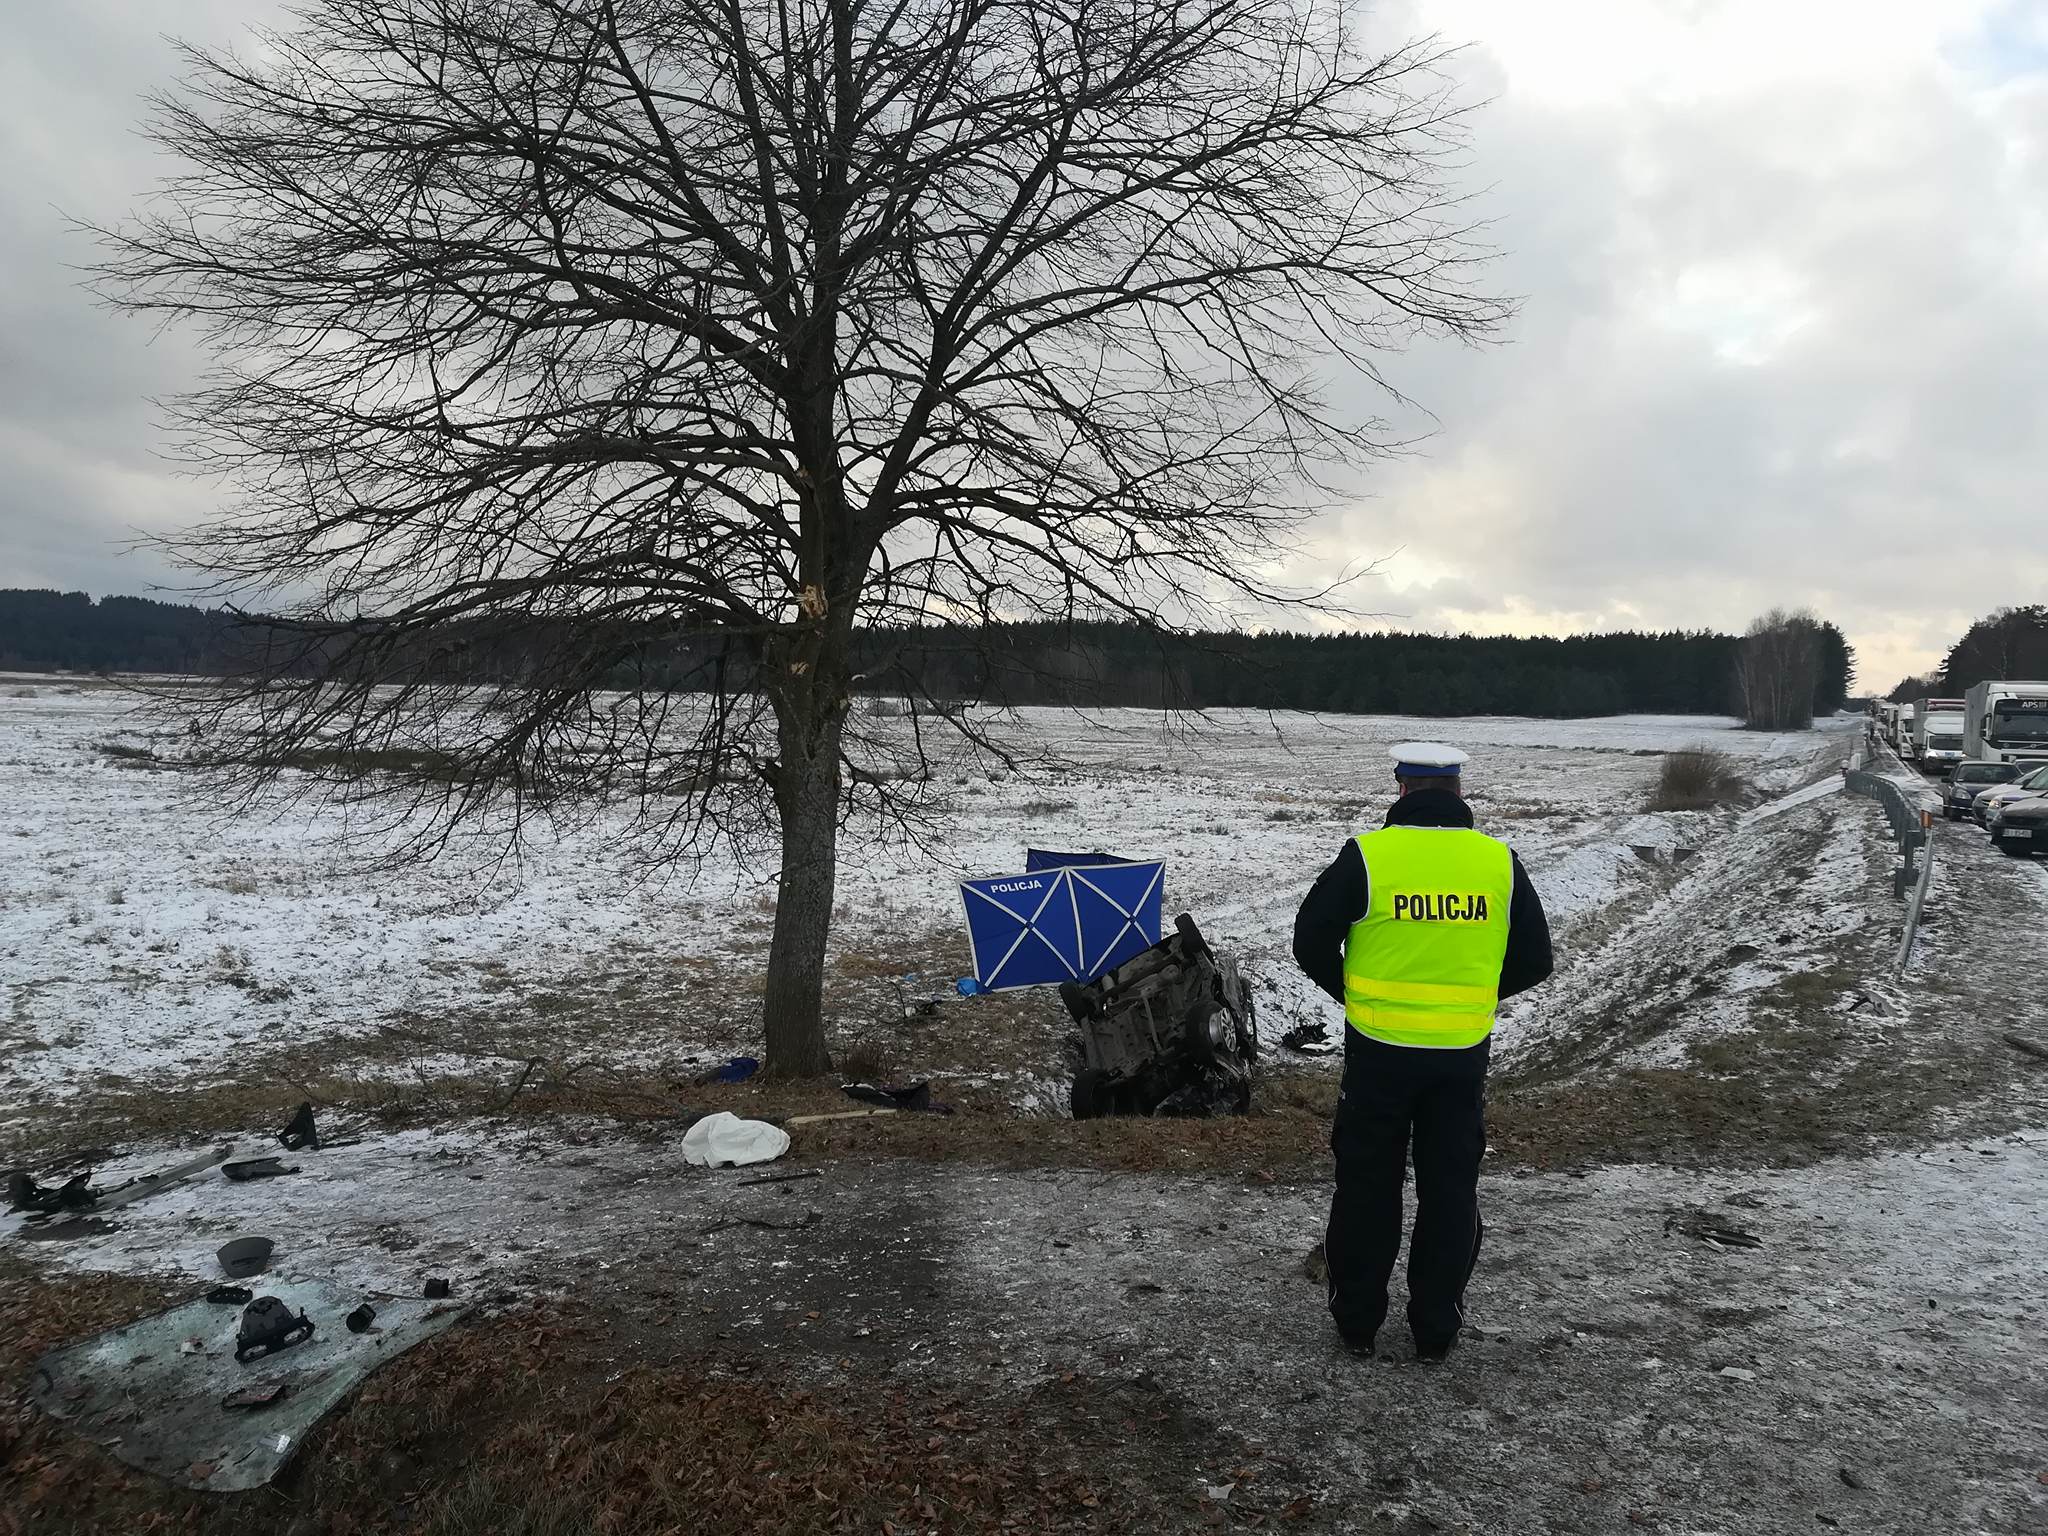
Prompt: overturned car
<box><xmin>1060</xmin><ymin>914</ymin><xmax>1257</xmax><ymax>1118</ymax></box>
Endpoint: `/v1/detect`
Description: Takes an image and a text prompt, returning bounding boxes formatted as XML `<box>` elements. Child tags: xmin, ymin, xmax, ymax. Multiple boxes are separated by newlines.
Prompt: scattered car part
<box><xmin>19</xmin><ymin>1144</ymin><xmax>235</xmax><ymax>1238</ymax></box>
<box><xmin>30</xmin><ymin>1278</ymin><xmax>469</xmax><ymax>1492</ymax></box>
<box><xmin>345</xmin><ymin>1304</ymin><xmax>377</xmax><ymax>1334</ymax></box>
<box><xmin>692</xmin><ymin>1056</ymin><xmax>760</xmax><ymax>1085</ymax></box>
<box><xmin>206</xmin><ymin>1286</ymin><xmax>254</xmax><ymax>1306</ymax></box>
<box><xmin>422</xmin><ymin>1277</ymin><xmax>452</xmax><ymax>1300</ymax></box>
<box><xmin>784</xmin><ymin>1108</ymin><xmax>896</xmax><ymax>1126</ymax></box>
<box><xmin>1664</xmin><ymin>1210</ymin><xmax>1764</xmax><ymax>1249</ymax></box>
<box><xmin>222</xmin><ymin>1157</ymin><xmax>298</xmax><ymax>1182</ymax></box>
<box><xmin>1279</xmin><ymin>1022</ymin><xmax>1337</xmax><ymax>1055</ymax></box>
<box><xmin>841</xmin><ymin>1080</ymin><xmax>951</xmax><ymax>1114</ymax></box>
<box><xmin>221</xmin><ymin>1383</ymin><xmax>291</xmax><ymax>1413</ymax></box>
<box><xmin>1061</xmin><ymin>913</ymin><xmax>1257</xmax><ymax>1119</ymax></box>
<box><xmin>217</xmin><ymin>1237</ymin><xmax>275</xmax><ymax>1279</ymax></box>
<box><xmin>7</xmin><ymin>1170</ymin><xmax>96</xmax><ymax>1213</ymax></box>
<box><xmin>234</xmin><ymin>1298</ymin><xmax>315</xmax><ymax>1364</ymax></box>
<box><xmin>277</xmin><ymin>1103</ymin><xmax>319</xmax><ymax>1152</ymax></box>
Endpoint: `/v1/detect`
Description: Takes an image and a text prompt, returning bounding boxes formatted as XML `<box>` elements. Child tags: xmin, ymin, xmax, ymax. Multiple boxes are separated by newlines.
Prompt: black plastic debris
<box><xmin>1663</xmin><ymin>1209</ymin><xmax>1764</xmax><ymax>1249</ymax></box>
<box><xmin>1279</xmin><ymin>1022</ymin><xmax>1337</xmax><ymax>1055</ymax></box>
<box><xmin>217</xmin><ymin>1237</ymin><xmax>274</xmax><ymax>1279</ymax></box>
<box><xmin>840</xmin><ymin>1080</ymin><xmax>952</xmax><ymax>1115</ymax></box>
<box><xmin>423</xmin><ymin>1277</ymin><xmax>452</xmax><ymax>1300</ymax></box>
<box><xmin>345</xmin><ymin>1304</ymin><xmax>377</xmax><ymax>1334</ymax></box>
<box><xmin>206</xmin><ymin>1285</ymin><xmax>254</xmax><ymax>1306</ymax></box>
<box><xmin>234</xmin><ymin>1298</ymin><xmax>314</xmax><ymax>1364</ymax></box>
<box><xmin>19</xmin><ymin>1145</ymin><xmax>235</xmax><ymax>1239</ymax></box>
<box><xmin>221</xmin><ymin>1382</ymin><xmax>290</xmax><ymax>1413</ymax></box>
<box><xmin>7</xmin><ymin>1170</ymin><xmax>97</xmax><ymax>1214</ymax></box>
<box><xmin>278</xmin><ymin>1102</ymin><xmax>320</xmax><ymax>1152</ymax></box>
<box><xmin>223</xmin><ymin>1157</ymin><xmax>298</xmax><ymax>1183</ymax></box>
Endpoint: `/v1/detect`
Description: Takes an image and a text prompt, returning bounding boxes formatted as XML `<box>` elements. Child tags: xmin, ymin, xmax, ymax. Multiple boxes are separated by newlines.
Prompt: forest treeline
<box><xmin>0</xmin><ymin>589</ymin><xmax>1855</xmax><ymax>720</ymax></box>
<box><xmin>1885</xmin><ymin>606</ymin><xmax>2048</xmax><ymax>702</ymax></box>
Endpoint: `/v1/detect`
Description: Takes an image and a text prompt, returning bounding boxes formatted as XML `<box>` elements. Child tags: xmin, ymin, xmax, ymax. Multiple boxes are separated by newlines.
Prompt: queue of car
<box><xmin>1875</xmin><ymin>682</ymin><xmax>2048</xmax><ymax>858</ymax></box>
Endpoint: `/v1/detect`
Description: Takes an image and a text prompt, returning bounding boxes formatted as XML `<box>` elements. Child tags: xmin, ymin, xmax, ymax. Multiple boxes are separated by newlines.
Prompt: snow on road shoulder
<box><xmin>1497</xmin><ymin>771</ymin><xmax>1881</xmax><ymax>1075</ymax></box>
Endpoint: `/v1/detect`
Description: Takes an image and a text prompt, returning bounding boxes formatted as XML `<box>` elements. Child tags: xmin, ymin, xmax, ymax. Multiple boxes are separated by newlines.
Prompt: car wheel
<box><xmin>1071</xmin><ymin>1069</ymin><xmax>1113</xmax><ymax>1120</ymax></box>
<box><xmin>1183</xmin><ymin>1000</ymin><xmax>1223</xmax><ymax>1066</ymax></box>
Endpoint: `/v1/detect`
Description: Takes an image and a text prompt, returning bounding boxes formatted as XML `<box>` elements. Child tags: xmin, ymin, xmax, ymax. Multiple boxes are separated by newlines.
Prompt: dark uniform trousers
<box><xmin>1326</xmin><ymin>1028</ymin><xmax>1489</xmax><ymax>1352</ymax></box>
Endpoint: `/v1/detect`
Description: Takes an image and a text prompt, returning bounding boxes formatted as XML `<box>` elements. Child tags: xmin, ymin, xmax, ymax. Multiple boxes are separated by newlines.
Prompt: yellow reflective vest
<box><xmin>1342</xmin><ymin>825</ymin><xmax>1515</xmax><ymax>1048</ymax></box>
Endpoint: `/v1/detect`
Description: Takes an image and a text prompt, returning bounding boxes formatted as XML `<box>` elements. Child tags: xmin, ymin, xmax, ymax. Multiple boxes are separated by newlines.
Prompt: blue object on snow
<box><xmin>709</xmin><ymin>1056</ymin><xmax>759</xmax><ymax>1083</ymax></box>
<box><xmin>958</xmin><ymin>861</ymin><xmax>1165</xmax><ymax>992</ymax></box>
<box><xmin>1025</xmin><ymin>848</ymin><xmax>1131</xmax><ymax>872</ymax></box>
<box><xmin>956</xmin><ymin>977</ymin><xmax>983</xmax><ymax>997</ymax></box>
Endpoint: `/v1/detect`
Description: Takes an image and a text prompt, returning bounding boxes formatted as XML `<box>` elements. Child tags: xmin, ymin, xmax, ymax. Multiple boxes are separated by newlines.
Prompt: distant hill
<box><xmin>0</xmin><ymin>588</ymin><xmax>1849</xmax><ymax>720</ymax></box>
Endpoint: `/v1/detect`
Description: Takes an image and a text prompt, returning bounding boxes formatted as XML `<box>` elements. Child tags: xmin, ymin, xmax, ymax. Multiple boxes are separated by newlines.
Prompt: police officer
<box><xmin>1292</xmin><ymin>742</ymin><xmax>1553</xmax><ymax>1360</ymax></box>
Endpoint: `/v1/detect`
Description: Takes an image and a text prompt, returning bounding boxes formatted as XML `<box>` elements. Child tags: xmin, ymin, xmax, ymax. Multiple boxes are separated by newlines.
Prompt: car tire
<box><xmin>1071</xmin><ymin>1069</ymin><xmax>1113</xmax><ymax>1120</ymax></box>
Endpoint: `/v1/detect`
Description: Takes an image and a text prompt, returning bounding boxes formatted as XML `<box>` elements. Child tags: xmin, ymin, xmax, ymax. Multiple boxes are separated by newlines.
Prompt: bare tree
<box><xmin>97</xmin><ymin>0</ymin><xmax>1506</xmax><ymax>1075</ymax></box>
<box><xmin>1738</xmin><ymin>608</ymin><xmax>1822</xmax><ymax>732</ymax></box>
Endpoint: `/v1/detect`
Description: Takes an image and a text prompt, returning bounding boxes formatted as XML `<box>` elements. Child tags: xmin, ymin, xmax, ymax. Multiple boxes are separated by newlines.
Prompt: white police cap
<box><xmin>1390</xmin><ymin>741</ymin><xmax>1469</xmax><ymax>777</ymax></box>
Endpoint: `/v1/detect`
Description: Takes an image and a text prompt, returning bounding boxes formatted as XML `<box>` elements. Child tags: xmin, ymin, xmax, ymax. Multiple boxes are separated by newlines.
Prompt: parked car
<box><xmin>1987</xmin><ymin>793</ymin><xmax>2048</xmax><ymax>857</ymax></box>
<box><xmin>1972</xmin><ymin>762</ymin><xmax>2048</xmax><ymax>825</ymax></box>
<box><xmin>1942</xmin><ymin>760</ymin><xmax>2022</xmax><ymax>819</ymax></box>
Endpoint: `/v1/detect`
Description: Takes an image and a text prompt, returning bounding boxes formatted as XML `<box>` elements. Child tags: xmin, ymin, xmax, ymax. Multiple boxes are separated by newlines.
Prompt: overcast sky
<box><xmin>4</xmin><ymin>2</ymin><xmax>2044</xmax><ymax>691</ymax></box>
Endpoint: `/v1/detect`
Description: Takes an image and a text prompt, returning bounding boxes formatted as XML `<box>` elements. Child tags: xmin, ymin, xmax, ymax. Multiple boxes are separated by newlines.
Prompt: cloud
<box><xmin>1302</xmin><ymin>0</ymin><xmax>2048</xmax><ymax>689</ymax></box>
<box><xmin>0</xmin><ymin>1</ymin><xmax>276</xmax><ymax>595</ymax></box>
<box><xmin>2</xmin><ymin>0</ymin><xmax>2043</xmax><ymax>693</ymax></box>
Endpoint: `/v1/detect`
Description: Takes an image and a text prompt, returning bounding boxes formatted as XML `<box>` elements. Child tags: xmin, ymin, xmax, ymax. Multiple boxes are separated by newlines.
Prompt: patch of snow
<box><xmin>0</xmin><ymin>689</ymin><xmax>1843</xmax><ymax>1111</ymax></box>
<box><xmin>1742</xmin><ymin>774</ymin><xmax>1844</xmax><ymax>822</ymax></box>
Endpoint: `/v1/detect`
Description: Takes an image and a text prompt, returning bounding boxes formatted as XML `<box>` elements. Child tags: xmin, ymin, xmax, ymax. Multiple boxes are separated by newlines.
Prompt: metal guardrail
<box><xmin>1843</xmin><ymin>766</ymin><xmax>1929</xmax><ymax>896</ymax></box>
<box><xmin>1894</xmin><ymin>814</ymin><xmax>1936</xmax><ymax>979</ymax></box>
<box><xmin>1844</xmin><ymin>736</ymin><xmax>1938</xmax><ymax>975</ymax></box>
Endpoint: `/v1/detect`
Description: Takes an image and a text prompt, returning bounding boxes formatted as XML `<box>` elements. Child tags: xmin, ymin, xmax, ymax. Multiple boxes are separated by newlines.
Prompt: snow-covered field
<box><xmin>1</xmin><ymin>684</ymin><xmax>1844</xmax><ymax>1121</ymax></box>
<box><xmin>10</xmin><ymin>684</ymin><xmax>2048</xmax><ymax>1533</ymax></box>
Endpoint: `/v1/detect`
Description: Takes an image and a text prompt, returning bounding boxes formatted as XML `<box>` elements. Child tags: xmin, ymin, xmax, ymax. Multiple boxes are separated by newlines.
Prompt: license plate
<box><xmin>2013</xmin><ymin>828</ymin><xmax>2038</xmax><ymax>840</ymax></box>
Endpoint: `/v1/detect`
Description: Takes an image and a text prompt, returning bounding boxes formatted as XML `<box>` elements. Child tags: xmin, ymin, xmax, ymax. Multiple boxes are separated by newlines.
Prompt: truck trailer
<box><xmin>1963</xmin><ymin>681</ymin><xmax>2048</xmax><ymax>767</ymax></box>
<box><xmin>1912</xmin><ymin>697</ymin><xmax>1967</xmax><ymax>772</ymax></box>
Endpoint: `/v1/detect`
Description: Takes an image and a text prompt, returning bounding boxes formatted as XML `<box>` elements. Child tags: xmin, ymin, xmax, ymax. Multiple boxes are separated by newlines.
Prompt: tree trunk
<box><xmin>762</xmin><ymin>698</ymin><xmax>845</xmax><ymax>1078</ymax></box>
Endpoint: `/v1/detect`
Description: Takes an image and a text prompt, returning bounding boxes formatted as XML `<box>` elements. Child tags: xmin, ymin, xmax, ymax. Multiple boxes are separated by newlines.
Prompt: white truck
<box><xmin>1963</xmin><ymin>680</ymin><xmax>2048</xmax><ymax>767</ymax></box>
<box><xmin>1912</xmin><ymin>697</ymin><xmax>1967</xmax><ymax>772</ymax></box>
<box><xmin>1888</xmin><ymin>702</ymin><xmax>1914</xmax><ymax>754</ymax></box>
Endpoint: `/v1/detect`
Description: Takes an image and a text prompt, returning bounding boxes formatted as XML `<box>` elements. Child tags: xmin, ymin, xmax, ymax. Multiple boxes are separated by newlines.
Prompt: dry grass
<box><xmin>831</xmin><ymin>948</ymin><xmax>914</xmax><ymax>980</ymax></box>
<box><xmin>1</xmin><ymin>1056</ymin><xmax>1342</xmax><ymax>1182</ymax></box>
<box><xmin>0</xmin><ymin>1263</ymin><xmax>1308</xmax><ymax>1536</ymax></box>
<box><xmin>834</xmin><ymin>1034</ymin><xmax>895</xmax><ymax>1084</ymax></box>
<box><xmin>1644</xmin><ymin>746</ymin><xmax>1746</xmax><ymax>812</ymax></box>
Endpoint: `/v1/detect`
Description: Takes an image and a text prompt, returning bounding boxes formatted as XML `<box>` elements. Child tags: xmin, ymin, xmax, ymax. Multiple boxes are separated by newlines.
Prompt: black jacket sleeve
<box><xmin>1497</xmin><ymin>851</ymin><xmax>1554</xmax><ymax>1001</ymax></box>
<box><xmin>1292</xmin><ymin>840</ymin><xmax>1367</xmax><ymax>1006</ymax></box>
